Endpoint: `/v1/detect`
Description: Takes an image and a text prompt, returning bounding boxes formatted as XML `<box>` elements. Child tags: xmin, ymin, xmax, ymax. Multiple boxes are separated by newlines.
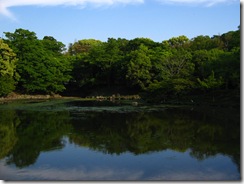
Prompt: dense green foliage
<box><xmin>0</xmin><ymin>39</ymin><xmax>18</xmax><ymax>96</ymax></box>
<box><xmin>3</xmin><ymin>29</ymin><xmax>71</xmax><ymax>94</ymax></box>
<box><xmin>1</xmin><ymin>27</ymin><xmax>240</xmax><ymax>102</ymax></box>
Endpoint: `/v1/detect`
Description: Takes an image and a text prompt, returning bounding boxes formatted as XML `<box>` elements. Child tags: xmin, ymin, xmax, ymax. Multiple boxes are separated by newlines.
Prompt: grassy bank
<box><xmin>0</xmin><ymin>92</ymin><xmax>141</xmax><ymax>103</ymax></box>
<box><xmin>0</xmin><ymin>92</ymin><xmax>62</xmax><ymax>102</ymax></box>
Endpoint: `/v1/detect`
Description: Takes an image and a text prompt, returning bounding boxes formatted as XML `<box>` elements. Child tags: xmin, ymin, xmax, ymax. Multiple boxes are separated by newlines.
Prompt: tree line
<box><xmin>0</xmin><ymin>27</ymin><xmax>240</xmax><ymax>102</ymax></box>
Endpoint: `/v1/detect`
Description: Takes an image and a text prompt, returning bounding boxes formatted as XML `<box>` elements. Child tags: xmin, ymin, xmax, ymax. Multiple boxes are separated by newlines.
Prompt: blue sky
<box><xmin>0</xmin><ymin>0</ymin><xmax>240</xmax><ymax>47</ymax></box>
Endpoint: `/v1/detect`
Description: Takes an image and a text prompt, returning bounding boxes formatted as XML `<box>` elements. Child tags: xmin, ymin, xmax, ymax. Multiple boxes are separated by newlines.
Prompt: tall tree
<box><xmin>0</xmin><ymin>39</ymin><xmax>18</xmax><ymax>96</ymax></box>
<box><xmin>126</xmin><ymin>44</ymin><xmax>152</xmax><ymax>90</ymax></box>
<box><xmin>4</xmin><ymin>29</ymin><xmax>71</xmax><ymax>94</ymax></box>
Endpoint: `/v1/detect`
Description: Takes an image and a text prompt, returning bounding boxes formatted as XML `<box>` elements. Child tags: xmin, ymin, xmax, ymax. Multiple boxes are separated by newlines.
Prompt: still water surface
<box><xmin>0</xmin><ymin>99</ymin><xmax>240</xmax><ymax>180</ymax></box>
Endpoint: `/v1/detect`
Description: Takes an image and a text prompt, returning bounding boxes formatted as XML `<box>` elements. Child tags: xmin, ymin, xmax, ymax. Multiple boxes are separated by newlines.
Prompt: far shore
<box><xmin>0</xmin><ymin>93</ymin><xmax>62</xmax><ymax>102</ymax></box>
<box><xmin>0</xmin><ymin>92</ymin><xmax>239</xmax><ymax>109</ymax></box>
<box><xmin>0</xmin><ymin>93</ymin><xmax>141</xmax><ymax>102</ymax></box>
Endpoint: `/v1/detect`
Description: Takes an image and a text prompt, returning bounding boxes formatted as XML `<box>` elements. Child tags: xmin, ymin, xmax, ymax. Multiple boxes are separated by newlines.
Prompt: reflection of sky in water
<box><xmin>0</xmin><ymin>137</ymin><xmax>240</xmax><ymax>181</ymax></box>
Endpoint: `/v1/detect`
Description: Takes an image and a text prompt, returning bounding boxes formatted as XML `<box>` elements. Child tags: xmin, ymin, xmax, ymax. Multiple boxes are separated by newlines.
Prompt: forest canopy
<box><xmin>0</xmin><ymin>27</ymin><xmax>240</xmax><ymax>103</ymax></box>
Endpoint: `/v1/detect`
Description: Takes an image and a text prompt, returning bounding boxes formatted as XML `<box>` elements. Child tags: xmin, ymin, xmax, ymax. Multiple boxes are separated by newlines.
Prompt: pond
<box><xmin>0</xmin><ymin>99</ymin><xmax>241</xmax><ymax>181</ymax></box>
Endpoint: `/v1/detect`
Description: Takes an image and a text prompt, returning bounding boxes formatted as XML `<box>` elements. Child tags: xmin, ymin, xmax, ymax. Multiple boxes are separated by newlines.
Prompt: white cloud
<box><xmin>0</xmin><ymin>0</ymin><xmax>144</xmax><ymax>19</ymax></box>
<box><xmin>0</xmin><ymin>161</ymin><xmax>143</xmax><ymax>180</ymax></box>
<box><xmin>0</xmin><ymin>160</ymin><xmax>239</xmax><ymax>180</ymax></box>
<box><xmin>156</xmin><ymin>0</ymin><xmax>239</xmax><ymax>6</ymax></box>
<box><xmin>0</xmin><ymin>0</ymin><xmax>238</xmax><ymax>19</ymax></box>
<box><xmin>149</xmin><ymin>169</ymin><xmax>239</xmax><ymax>180</ymax></box>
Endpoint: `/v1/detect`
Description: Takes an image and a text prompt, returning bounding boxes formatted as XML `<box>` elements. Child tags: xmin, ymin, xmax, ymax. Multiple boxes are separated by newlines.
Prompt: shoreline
<box><xmin>0</xmin><ymin>93</ymin><xmax>141</xmax><ymax>102</ymax></box>
<box><xmin>0</xmin><ymin>92</ymin><xmax>239</xmax><ymax>109</ymax></box>
<box><xmin>0</xmin><ymin>93</ymin><xmax>63</xmax><ymax>102</ymax></box>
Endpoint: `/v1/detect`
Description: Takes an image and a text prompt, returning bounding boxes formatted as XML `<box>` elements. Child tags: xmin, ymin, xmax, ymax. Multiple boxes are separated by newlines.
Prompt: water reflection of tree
<box><xmin>0</xmin><ymin>110</ymin><xmax>20</xmax><ymax>159</ymax></box>
<box><xmin>0</xmin><ymin>104</ymin><xmax>240</xmax><ymax>172</ymax></box>
<box><xmin>4</xmin><ymin>110</ymin><xmax>71</xmax><ymax>168</ymax></box>
<box><xmin>69</xmin><ymin>107</ymin><xmax>240</xmax><ymax>169</ymax></box>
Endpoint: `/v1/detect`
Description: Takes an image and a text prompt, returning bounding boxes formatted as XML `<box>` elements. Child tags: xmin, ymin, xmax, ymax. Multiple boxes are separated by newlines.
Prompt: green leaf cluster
<box><xmin>3</xmin><ymin>29</ymin><xmax>71</xmax><ymax>95</ymax></box>
<box><xmin>0</xmin><ymin>39</ymin><xmax>18</xmax><ymax>96</ymax></box>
